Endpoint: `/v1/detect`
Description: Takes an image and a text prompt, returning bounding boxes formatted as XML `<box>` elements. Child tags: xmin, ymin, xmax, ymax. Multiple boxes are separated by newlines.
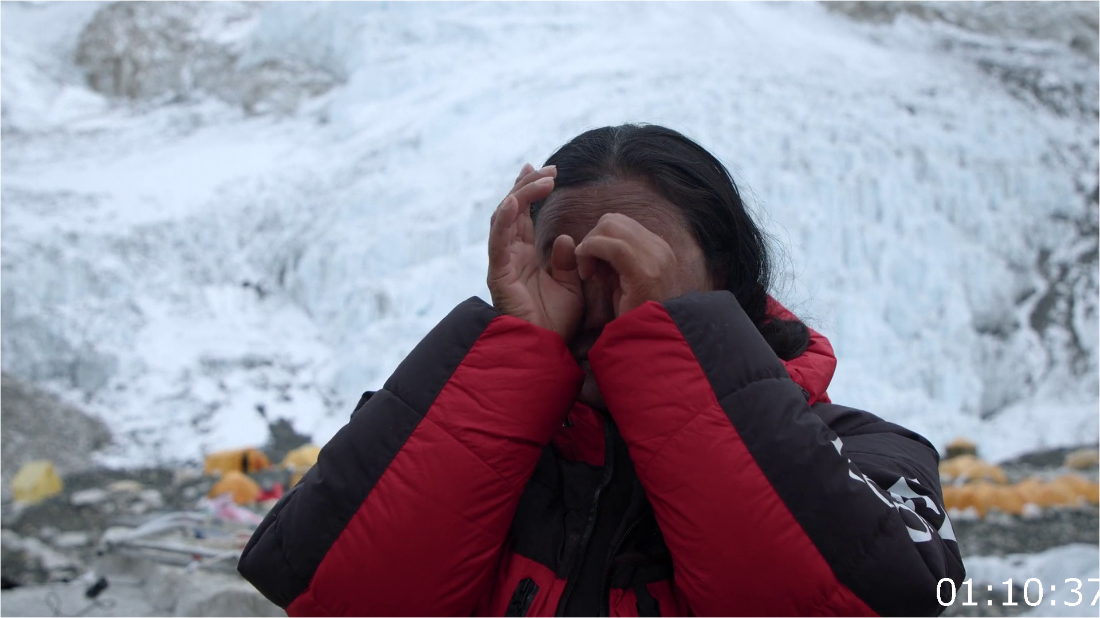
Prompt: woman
<box><xmin>239</xmin><ymin>124</ymin><xmax>965</xmax><ymax>616</ymax></box>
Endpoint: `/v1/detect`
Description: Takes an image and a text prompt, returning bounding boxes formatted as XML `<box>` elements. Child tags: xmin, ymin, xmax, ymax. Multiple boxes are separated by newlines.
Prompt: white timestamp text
<box><xmin>938</xmin><ymin>577</ymin><xmax>1100</xmax><ymax>607</ymax></box>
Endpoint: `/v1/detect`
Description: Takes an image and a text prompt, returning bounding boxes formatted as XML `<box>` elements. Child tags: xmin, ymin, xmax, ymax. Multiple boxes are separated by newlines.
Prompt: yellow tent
<box><xmin>282</xmin><ymin>444</ymin><xmax>321</xmax><ymax>488</ymax></box>
<box><xmin>1015</xmin><ymin>477</ymin><xmax>1078</xmax><ymax>508</ymax></box>
<box><xmin>281</xmin><ymin>444</ymin><xmax>321</xmax><ymax>471</ymax></box>
<box><xmin>11</xmin><ymin>460</ymin><xmax>63</xmax><ymax>504</ymax></box>
<box><xmin>944</xmin><ymin>437</ymin><xmax>977</xmax><ymax>460</ymax></box>
<box><xmin>939</xmin><ymin>455</ymin><xmax>1007</xmax><ymax>484</ymax></box>
<box><xmin>1064</xmin><ymin>449</ymin><xmax>1099</xmax><ymax>471</ymax></box>
<box><xmin>204</xmin><ymin>447</ymin><xmax>272</xmax><ymax>476</ymax></box>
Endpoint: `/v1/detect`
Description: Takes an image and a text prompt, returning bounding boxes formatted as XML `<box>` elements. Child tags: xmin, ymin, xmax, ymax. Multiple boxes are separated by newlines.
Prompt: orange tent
<box><xmin>208</xmin><ymin>470</ymin><xmax>261</xmax><ymax>505</ymax></box>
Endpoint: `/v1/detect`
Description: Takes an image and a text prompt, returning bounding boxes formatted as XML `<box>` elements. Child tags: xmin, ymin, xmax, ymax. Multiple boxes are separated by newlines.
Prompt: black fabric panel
<box><xmin>382</xmin><ymin>297</ymin><xmax>500</xmax><ymax>413</ymax></box>
<box><xmin>349</xmin><ymin>390</ymin><xmax>375</xmax><ymax>420</ymax></box>
<box><xmin>562</xmin><ymin>422</ymin><xmax>621</xmax><ymax>617</ymax></box>
<box><xmin>510</xmin><ymin>441</ymin><xmax>674</xmax><ymax>598</ymax></box>
<box><xmin>811</xmin><ymin>403</ymin><xmax>939</xmax><ymax>456</ymax></box>
<box><xmin>558</xmin><ymin>425</ymin><xmax>617</xmax><ymax>617</ymax></box>
<box><xmin>238</xmin><ymin>483</ymin><xmax>301</xmax><ymax>580</ymax></box>
<box><xmin>509</xmin><ymin>447</ymin><xmax>675</xmax><ymax>597</ymax></box>
<box><xmin>509</xmin><ymin>447</ymin><xmax>572</xmax><ymax>578</ymax></box>
<box><xmin>663</xmin><ymin>291</ymin><xmax>963</xmax><ymax>617</ymax></box>
<box><xmin>634</xmin><ymin>582</ymin><xmax>661</xmax><ymax>617</ymax></box>
<box><xmin>606</xmin><ymin>512</ymin><xmax>673</xmax><ymax>589</ymax></box>
<box><xmin>237</xmin><ymin>297</ymin><xmax>500</xmax><ymax>608</ymax></box>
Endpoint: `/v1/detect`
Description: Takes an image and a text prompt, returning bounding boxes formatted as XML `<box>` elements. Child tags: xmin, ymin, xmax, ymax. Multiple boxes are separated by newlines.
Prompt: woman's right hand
<box><xmin>487</xmin><ymin>164</ymin><xmax>583</xmax><ymax>342</ymax></box>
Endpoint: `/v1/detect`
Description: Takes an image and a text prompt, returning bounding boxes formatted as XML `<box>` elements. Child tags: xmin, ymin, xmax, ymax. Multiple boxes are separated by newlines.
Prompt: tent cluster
<box><xmin>204</xmin><ymin>444</ymin><xmax>321</xmax><ymax>506</ymax></box>
<box><xmin>939</xmin><ymin>438</ymin><xmax>1099</xmax><ymax>518</ymax></box>
<box><xmin>7</xmin><ymin>444</ymin><xmax>323</xmax><ymax>509</ymax></box>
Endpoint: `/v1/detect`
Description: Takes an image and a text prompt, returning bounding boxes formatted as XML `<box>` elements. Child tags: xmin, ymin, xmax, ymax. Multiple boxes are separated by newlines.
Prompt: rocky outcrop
<box><xmin>823</xmin><ymin>2</ymin><xmax>1099</xmax><ymax>61</ymax></box>
<box><xmin>74</xmin><ymin>2</ymin><xmax>343</xmax><ymax>115</ymax></box>
<box><xmin>1</xmin><ymin>373</ymin><xmax>111</xmax><ymax>502</ymax></box>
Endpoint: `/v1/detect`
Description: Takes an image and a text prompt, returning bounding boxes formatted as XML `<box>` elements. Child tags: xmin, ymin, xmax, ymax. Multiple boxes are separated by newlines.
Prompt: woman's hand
<box><xmin>487</xmin><ymin>164</ymin><xmax>584</xmax><ymax>341</ymax></box>
<box><xmin>575</xmin><ymin>213</ymin><xmax>686</xmax><ymax>318</ymax></box>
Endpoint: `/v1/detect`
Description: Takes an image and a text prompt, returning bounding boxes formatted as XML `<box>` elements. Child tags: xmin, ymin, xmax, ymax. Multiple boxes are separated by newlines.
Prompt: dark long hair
<box><xmin>532</xmin><ymin>123</ymin><xmax>810</xmax><ymax>360</ymax></box>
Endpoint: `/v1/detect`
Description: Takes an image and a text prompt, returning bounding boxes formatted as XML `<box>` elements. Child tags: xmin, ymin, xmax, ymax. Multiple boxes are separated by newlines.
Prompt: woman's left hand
<box><xmin>574</xmin><ymin>213</ymin><xmax>687</xmax><ymax>317</ymax></box>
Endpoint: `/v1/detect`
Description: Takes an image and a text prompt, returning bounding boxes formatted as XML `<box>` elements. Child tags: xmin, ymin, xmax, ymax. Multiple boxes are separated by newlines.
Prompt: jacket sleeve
<box><xmin>588</xmin><ymin>292</ymin><xmax>965</xmax><ymax>617</ymax></box>
<box><xmin>237</xmin><ymin>297</ymin><xmax>583</xmax><ymax>616</ymax></box>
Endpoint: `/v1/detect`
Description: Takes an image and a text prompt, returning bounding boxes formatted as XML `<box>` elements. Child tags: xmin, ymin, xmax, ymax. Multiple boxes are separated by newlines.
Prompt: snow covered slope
<box><xmin>2</xmin><ymin>1</ymin><xmax>1097</xmax><ymax>465</ymax></box>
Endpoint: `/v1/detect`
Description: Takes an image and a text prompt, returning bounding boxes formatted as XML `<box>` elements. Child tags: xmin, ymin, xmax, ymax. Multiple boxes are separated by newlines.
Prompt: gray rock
<box><xmin>106</xmin><ymin>480</ymin><xmax>143</xmax><ymax>495</ymax></box>
<box><xmin>1</xmin><ymin>530</ymin><xmax>48</xmax><ymax>587</ymax></box>
<box><xmin>52</xmin><ymin>531</ymin><xmax>91</xmax><ymax>549</ymax></box>
<box><xmin>0</xmin><ymin>577</ymin><xmax>165</xmax><ymax>617</ymax></box>
<box><xmin>823</xmin><ymin>1</ymin><xmax>1099</xmax><ymax>60</ymax></box>
<box><xmin>0</xmin><ymin>530</ymin><xmax>81</xmax><ymax>584</ymax></box>
<box><xmin>953</xmin><ymin>507</ymin><xmax>1099</xmax><ymax>557</ymax></box>
<box><xmin>139</xmin><ymin>489</ymin><xmax>165</xmax><ymax>509</ymax></box>
<box><xmin>115</xmin><ymin>559</ymin><xmax>281</xmax><ymax>616</ymax></box>
<box><xmin>175</xmin><ymin>580</ymin><xmax>283</xmax><ymax>617</ymax></box>
<box><xmin>70</xmin><ymin>488</ymin><xmax>109</xmax><ymax>507</ymax></box>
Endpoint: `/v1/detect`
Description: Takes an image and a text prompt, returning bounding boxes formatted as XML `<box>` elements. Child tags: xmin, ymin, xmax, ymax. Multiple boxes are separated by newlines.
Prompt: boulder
<box><xmin>73</xmin><ymin>2</ymin><xmax>343</xmax><ymax>115</ymax></box>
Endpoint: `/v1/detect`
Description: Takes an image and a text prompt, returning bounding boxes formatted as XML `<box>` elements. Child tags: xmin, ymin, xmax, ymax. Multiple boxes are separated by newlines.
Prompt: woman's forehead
<box><xmin>535</xmin><ymin>180</ymin><xmax>687</xmax><ymax>241</ymax></box>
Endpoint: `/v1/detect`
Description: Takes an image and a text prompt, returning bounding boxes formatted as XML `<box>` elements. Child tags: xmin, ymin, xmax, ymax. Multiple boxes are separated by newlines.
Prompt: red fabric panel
<box><xmin>766</xmin><ymin>296</ymin><xmax>836</xmax><ymax>405</ymax></box>
<box><xmin>589</xmin><ymin>302</ymin><xmax>875</xmax><ymax>617</ymax></box>
<box><xmin>551</xmin><ymin>402</ymin><xmax>606</xmax><ymax>466</ymax></box>
<box><xmin>289</xmin><ymin>316</ymin><xmax>582</xmax><ymax>616</ymax></box>
<box><xmin>429</xmin><ymin>316</ymin><xmax>584</xmax><ymax>487</ymax></box>
<box><xmin>608</xmin><ymin>587</ymin><xmax>638</xmax><ymax>617</ymax></box>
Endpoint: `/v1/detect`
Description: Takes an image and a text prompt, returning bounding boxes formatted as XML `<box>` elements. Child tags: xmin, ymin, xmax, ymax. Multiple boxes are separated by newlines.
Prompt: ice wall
<box><xmin>2</xmin><ymin>1</ymin><xmax>1096</xmax><ymax>465</ymax></box>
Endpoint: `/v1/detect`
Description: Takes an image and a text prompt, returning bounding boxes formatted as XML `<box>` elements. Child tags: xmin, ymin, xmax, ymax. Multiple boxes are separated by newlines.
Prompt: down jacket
<box><xmin>239</xmin><ymin>291</ymin><xmax>965</xmax><ymax>616</ymax></box>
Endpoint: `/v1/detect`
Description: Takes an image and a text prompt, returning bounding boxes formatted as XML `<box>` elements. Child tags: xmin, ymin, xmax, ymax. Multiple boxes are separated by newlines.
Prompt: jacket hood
<box><xmin>766</xmin><ymin>296</ymin><xmax>835</xmax><ymax>406</ymax></box>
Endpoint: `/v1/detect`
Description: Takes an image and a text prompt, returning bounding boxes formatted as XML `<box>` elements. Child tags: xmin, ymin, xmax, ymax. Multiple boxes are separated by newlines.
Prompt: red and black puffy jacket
<box><xmin>239</xmin><ymin>291</ymin><xmax>965</xmax><ymax>616</ymax></box>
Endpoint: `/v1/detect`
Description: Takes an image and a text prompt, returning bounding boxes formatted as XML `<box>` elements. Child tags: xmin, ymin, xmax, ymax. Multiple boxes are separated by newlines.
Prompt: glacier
<box><xmin>1</xmin><ymin>1</ymin><xmax>1097</xmax><ymax>466</ymax></box>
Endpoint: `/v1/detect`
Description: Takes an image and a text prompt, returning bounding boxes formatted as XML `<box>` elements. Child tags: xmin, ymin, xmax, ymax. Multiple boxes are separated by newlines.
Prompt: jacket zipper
<box><xmin>597</xmin><ymin>514</ymin><xmax>645</xmax><ymax>617</ymax></box>
<box><xmin>505</xmin><ymin>578</ymin><xmax>540</xmax><ymax>617</ymax></box>
<box><xmin>555</xmin><ymin>417</ymin><xmax>616</xmax><ymax>616</ymax></box>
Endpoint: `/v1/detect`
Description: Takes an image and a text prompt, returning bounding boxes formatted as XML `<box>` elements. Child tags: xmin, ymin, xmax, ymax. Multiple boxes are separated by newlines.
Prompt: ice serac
<box><xmin>1</xmin><ymin>1</ymin><xmax>1096</xmax><ymax>466</ymax></box>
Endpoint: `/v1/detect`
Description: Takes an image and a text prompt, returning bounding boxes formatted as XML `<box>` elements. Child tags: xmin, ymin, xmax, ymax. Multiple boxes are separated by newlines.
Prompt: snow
<box><xmin>963</xmin><ymin>543</ymin><xmax>1100</xmax><ymax>616</ymax></box>
<box><xmin>1</xmin><ymin>1</ymin><xmax>1097</xmax><ymax>466</ymax></box>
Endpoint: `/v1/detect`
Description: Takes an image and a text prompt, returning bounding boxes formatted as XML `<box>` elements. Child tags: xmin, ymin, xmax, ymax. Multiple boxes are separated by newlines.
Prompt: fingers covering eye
<box><xmin>575</xmin><ymin>235</ymin><xmax>638</xmax><ymax>279</ymax></box>
<box><xmin>550</xmin><ymin>234</ymin><xmax>578</xmax><ymax>274</ymax></box>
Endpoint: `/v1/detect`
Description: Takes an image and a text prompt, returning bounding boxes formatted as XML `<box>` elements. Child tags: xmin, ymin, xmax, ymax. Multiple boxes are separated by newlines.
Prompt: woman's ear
<box><xmin>705</xmin><ymin>267</ymin><xmax>724</xmax><ymax>293</ymax></box>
